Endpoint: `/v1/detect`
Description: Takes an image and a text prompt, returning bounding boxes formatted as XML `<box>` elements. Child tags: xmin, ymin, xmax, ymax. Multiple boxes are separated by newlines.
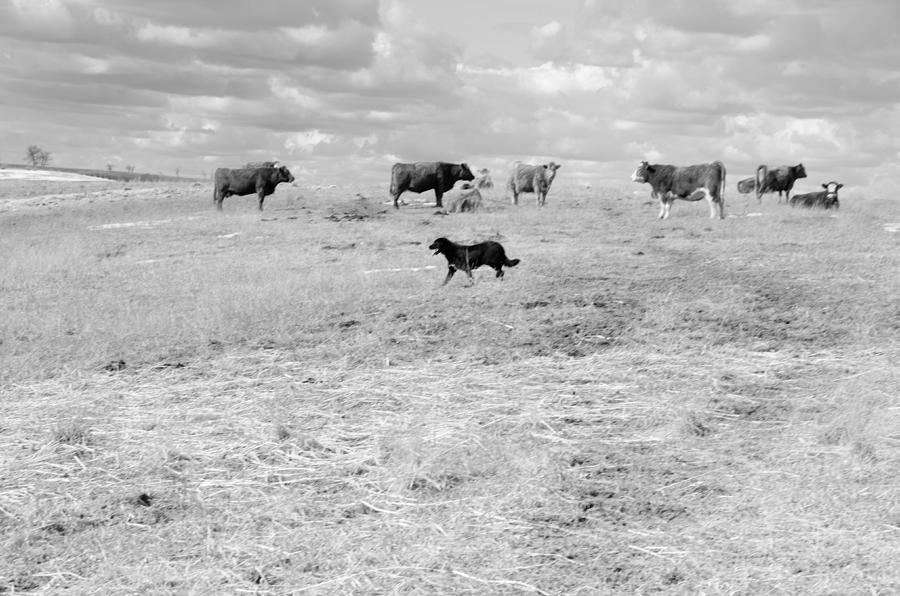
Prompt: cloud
<box><xmin>0</xmin><ymin>0</ymin><xmax>898</xmax><ymax>194</ymax></box>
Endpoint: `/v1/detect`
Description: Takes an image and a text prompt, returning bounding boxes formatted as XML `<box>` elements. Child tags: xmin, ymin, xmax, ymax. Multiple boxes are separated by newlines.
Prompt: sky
<box><xmin>1</xmin><ymin>0</ymin><xmax>898</xmax><ymax>194</ymax></box>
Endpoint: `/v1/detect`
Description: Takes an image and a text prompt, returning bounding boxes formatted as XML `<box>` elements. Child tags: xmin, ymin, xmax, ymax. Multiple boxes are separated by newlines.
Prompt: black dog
<box><xmin>428</xmin><ymin>237</ymin><xmax>520</xmax><ymax>285</ymax></box>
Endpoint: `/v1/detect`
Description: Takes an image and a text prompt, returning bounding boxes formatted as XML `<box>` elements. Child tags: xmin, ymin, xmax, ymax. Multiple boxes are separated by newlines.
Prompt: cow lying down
<box><xmin>428</xmin><ymin>237</ymin><xmax>520</xmax><ymax>285</ymax></box>
<box><xmin>445</xmin><ymin>181</ymin><xmax>483</xmax><ymax>213</ymax></box>
<box><xmin>789</xmin><ymin>182</ymin><xmax>842</xmax><ymax>209</ymax></box>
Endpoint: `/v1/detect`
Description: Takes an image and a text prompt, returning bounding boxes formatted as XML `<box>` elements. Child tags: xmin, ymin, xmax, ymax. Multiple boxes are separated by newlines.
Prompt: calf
<box><xmin>213</xmin><ymin>165</ymin><xmax>295</xmax><ymax>211</ymax></box>
<box><xmin>428</xmin><ymin>237</ymin><xmax>520</xmax><ymax>285</ymax></box>
<box><xmin>789</xmin><ymin>182</ymin><xmax>842</xmax><ymax>209</ymax></box>
<box><xmin>756</xmin><ymin>163</ymin><xmax>807</xmax><ymax>203</ymax></box>
<box><xmin>630</xmin><ymin>160</ymin><xmax>726</xmax><ymax>219</ymax></box>
<box><xmin>507</xmin><ymin>162</ymin><xmax>561</xmax><ymax>206</ymax></box>
<box><xmin>390</xmin><ymin>162</ymin><xmax>474</xmax><ymax>209</ymax></box>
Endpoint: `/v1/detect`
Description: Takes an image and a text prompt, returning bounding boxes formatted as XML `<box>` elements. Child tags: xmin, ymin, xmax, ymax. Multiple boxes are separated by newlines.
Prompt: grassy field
<box><xmin>1</xmin><ymin>177</ymin><xmax>899</xmax><ymax>594</ymax></box>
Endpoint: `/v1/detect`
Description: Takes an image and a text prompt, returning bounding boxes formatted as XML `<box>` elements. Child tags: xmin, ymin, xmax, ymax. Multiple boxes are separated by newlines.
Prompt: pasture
<box><xmin>1</xmin><ymin>176</ymin><xmax>899</xmax><ymax>594</ymax></box>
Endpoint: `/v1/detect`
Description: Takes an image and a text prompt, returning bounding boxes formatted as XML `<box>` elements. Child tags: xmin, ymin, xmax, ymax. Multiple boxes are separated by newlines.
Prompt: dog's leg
<box><xmin>442</xmin><ymin>266</ymin><xmax>455</xmax><ymax>286</ymax></box>
<box><xmin>496</xmin><ymin>268</ymin><xmax>504</xmax><ymax>279</ymax></box>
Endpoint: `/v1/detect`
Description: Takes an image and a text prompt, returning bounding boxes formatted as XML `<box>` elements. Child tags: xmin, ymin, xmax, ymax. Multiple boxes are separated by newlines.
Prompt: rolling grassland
<box><xmin>1</xmin><ymin>176</ymin><xmax>899</xmax><ymax>594</ymax></box>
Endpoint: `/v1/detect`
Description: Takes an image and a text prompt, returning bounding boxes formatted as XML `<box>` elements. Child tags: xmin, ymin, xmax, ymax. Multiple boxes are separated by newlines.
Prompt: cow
<box><xmin>445</xmin><ymin>182</ymin><xmax>483</xmax><ymax>213</ymax></box>
<box><xmin>474</xmin><ymin>168</ymin><xmax>494</xmax><ymax>190</ymax></box>
<box><xmin>789</xmin><ymin>181</ymin><xmax>842</xmax><ymax>210</ymax></box>
<box><xmin>507</xmin><ymin>161</ymin><xmax>561</xmax><ymax>206</ymax></box>
<box><xmin>630</xmin><ymin>161</ymin><xmax>726</xmax><ymax>220</ymax></box>
<box><xmin>737</xmin><ymin>176</ymin><xmax>756</xmax><ymax>194</ymax></box>
<box><xmin>389</xmin><ymin>162</ymin><xmax>474</xmax><ymax>209</ymax></box>
<box><xmin>756</xmin><ymin>163</ymin><xmax>807</xmax><ymax>203</ymax></box>
<box><xmin>213</xmin><ymin>165</ymin><xmax>295</xmax><ymax>211</ymax></box>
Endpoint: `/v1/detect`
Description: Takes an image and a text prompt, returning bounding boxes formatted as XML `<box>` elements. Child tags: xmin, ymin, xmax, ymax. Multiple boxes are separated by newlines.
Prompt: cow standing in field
<box><xmin>389</xmin><ymin>162</ymin><xmax>474</xmax><ymax>209</ymax></box>
<box><xmin>630</xmin><ymin>161</ymin><xmax>726</xmax><ymax>220</ymax></box>
<box><xmin>474</xmin><ymin>168</ymin><xmax>494</xmax><ymax>190</ymax></box>
<box><xmin>213</xmin><ymin>165</ymin><xmax>295</xmax><ymax>211</ymax></box>
<box><xmin>756</xmin><ymin>163</ymin><xmax>807</xmax><ymax>203</ymax></box>
<box><xmin>789</xmin><ymin>181</ymin><xmax>842</xmax><ymax>209</ymax></box>
<box><xmin>507</xmin><ymin>161</ymin><xmax>561</xmax><ymax>206</ymax></box>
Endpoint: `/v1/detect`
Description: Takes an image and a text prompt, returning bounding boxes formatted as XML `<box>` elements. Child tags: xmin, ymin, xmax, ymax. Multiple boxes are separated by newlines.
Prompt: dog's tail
<box><xmin>506</xmin><ymin>258</ymin><xmax>520</xmax><ymax>267</ymax></box>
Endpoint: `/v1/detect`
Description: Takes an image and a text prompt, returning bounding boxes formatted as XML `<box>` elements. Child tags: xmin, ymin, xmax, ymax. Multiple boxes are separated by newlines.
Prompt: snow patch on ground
<box><xmin>0</xmin><ymin>168</ymin><xmax>109</xmax><ymax>182</ymax></box>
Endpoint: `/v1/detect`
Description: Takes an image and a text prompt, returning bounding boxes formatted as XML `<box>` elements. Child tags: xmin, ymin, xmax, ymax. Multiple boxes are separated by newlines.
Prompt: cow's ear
<box><xmin>822</xmin><ymin>184</ymin><xmax>828</xmax><ymax>189</ymax></box>
<box><xmin>837</xmin><ymin>183</ymin><xmax>843</xmax><ymax>190</ymax></box>
<box><xmin>646</xmin><ymin>164</ymin><xmax>655</xmax><ymax>173</ymax></box>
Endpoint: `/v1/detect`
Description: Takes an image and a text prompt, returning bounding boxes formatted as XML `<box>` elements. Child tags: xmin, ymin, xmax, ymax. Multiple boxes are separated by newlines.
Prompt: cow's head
<box><xmin>545</xmin><ymin>162</ymin><xmax>561</xmax><ymax>184</ymax></box>
<box><xmin>631</xmin><ymin>161</ymin><xmax>652</xmax><ymax>183</ymax></box>
<box><xmin>793</xmin><ymin>163</ymin><xmax>808</xmax><ymax>179</ymax></box>
<box><xmin>822</xmin><ymin>181</ymin><xmax>842</xmax><ymax>207</ymax></box>
<box><xmin>277</xmin><ymin>165</ymin><xmax>295</xmax><ymax>184</ymax></box>
<box><xmin>458</xmin><ymin>162</ymin><xmax>475</xmax><ymax>181</ymax></box>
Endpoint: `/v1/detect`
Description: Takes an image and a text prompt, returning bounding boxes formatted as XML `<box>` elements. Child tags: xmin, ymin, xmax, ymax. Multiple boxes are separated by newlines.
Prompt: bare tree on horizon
<box><xmin>26</xmin><ymin>145</ymin><xmax>51</xmax><ymax>168</ymax></box>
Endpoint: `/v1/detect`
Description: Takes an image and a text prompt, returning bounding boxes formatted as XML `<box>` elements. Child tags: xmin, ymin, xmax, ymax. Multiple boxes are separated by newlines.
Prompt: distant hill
<box><xmin>0</xmin><ymin>163</ymin><xmax>202</xmax><ymax>183</ymax></box>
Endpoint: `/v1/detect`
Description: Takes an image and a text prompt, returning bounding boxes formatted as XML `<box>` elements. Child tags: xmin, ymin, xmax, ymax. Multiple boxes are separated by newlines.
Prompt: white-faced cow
<box><xmin>630</xmin><ymin>161</ymin><xmax>726</xmax><ymax>220</ymax></box>
<box><xmin>789</xmin><ymin>181</ymin><xmax>842</xmax><ymax>210</ymax></box>
<box><xmin>389</xmin><ymin>162</ymin><xmax>474</xmax><ymax>209</ymax></box>
<box><xmin>507</xmin><ymin>161</ymin><xmax>561</xmax><ymax>206</ymax></box>
<box><xmin>756</xmin><ymin>163</ymin><xmax>807</xmax><ymax>203</ymax></box>
<box><xmin>213</xmin><ymin>165</ymin><xmax>295</xmax><ymax>212</ymax></box>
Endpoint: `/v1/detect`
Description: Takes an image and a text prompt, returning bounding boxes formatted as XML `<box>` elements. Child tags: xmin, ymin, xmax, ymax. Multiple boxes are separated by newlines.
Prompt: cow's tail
<box><xmin>715</xmin><ymin>161</ymin><xmax>726</xmax><ymax>219</ymax></box>
<box><xmin>389</xmin><ymin>165</ymin><xmax>398</xmax><ymax>198</ymax></box>
<box><xmin>506</xmin><ymin>258</ymin><xmax>520</xmax><ymax>268</ymax></box>
<box><xmin>755</xmin><ymin>164</ymin><xmax>768</xmax><ymax>200</ymax></box>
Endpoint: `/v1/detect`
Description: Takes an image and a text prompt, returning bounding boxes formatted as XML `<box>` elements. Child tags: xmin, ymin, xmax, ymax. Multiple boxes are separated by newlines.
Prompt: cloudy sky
<box><xmin>1</xmin><ymin>0</ymin><xmax>898</xmax><ymax>193</ymax></box>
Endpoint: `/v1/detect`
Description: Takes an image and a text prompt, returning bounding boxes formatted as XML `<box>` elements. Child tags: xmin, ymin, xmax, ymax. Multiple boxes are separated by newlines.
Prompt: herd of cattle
<box><xmin>212</xmin><ymin>158</ymin><xmax>842</xmax><ymax>219</ymax></box>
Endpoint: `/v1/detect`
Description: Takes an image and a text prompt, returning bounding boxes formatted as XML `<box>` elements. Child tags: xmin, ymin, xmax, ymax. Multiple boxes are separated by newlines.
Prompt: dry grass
<box><xmin>1</xmin><ymin>178</ymin><xmax>899</xmax><ymax>594</ymax></box>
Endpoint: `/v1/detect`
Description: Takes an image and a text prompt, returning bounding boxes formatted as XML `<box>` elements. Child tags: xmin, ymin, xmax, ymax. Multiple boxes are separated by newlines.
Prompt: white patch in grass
<box><xmin>364</xmin><ymin>266</ymin><xmax>437</xmax><ymax>274</ymax></box>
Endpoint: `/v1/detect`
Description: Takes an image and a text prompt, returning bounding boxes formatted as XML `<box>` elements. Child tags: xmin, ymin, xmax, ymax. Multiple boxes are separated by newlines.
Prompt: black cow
<box><xmin>756</xmin><ymin>163</ymin><xmax>807</xmax><ymax>203</ymax></box>
<box><xmin>630</xmin><ymin>161</ymin><xmax>726</xmax><ymax>220</ymax></box>
<box><xmin>389</xmin><ymin>162</ymin><xmax>474</xmax><ymax>209</ymax></box>
<box><xmin>789</xmin><ymin>181</ymin><xmax>842</xmax><ymax>209</ymax></box>
<box><xmin>213</xmin><ymin>165</ymin><xmax>295</xmax><ymax>212</ymax></box>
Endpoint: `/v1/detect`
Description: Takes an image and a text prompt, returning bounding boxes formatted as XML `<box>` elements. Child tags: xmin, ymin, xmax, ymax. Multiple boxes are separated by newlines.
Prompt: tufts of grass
<box><xmin>1</xmin><ymin>180</ymin><xmax>899</xmax><ymax>593</ymax></box>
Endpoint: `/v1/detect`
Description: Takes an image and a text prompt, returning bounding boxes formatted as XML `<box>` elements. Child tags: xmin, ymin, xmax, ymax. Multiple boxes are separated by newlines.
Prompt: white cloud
<box><xmin>285</xmin><ymin>130</ymin><xmax>335</xmax><ymax>153</ymax></box>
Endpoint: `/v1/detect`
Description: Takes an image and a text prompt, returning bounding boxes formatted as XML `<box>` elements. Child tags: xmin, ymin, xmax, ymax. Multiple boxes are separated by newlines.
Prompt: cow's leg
<box><xmin>257</xmin><ymin>192</ymin><xmax>266</xmax><ymax>211</ymax></box>
<box><xmin>434</xmin><ymin>189</ymin><xmax>443</xmax><ymax>208</ymax></box>
<box><xmin>511</xmin><ymin>187</ymin><xmax>519</xmax><ymax>205</ymax></box>
<box><xmin>700</xmin><ymin>188</ymin><xmax>717</xmax><ymax>219</ymax></box>
<box><xmin>442</xmin><ymin>267</ymin><xmax>456</xmax><ymax>286</ymax></box>
<box><xmin>657</xmin><ymin>195</ymin><xmax>666</xmax><ymax>219</ymax></box>
<box><xmin>392</xmin><ymin>192</ymin><xmax>400</xmax><ymax>209</ymax></box>
<box><xmin>496</xmin><ymin>267</ymin><xmax>504</xmax><ymax>279</ymax></box>
<box><xmin>214</xmin><ymin>191</ymin><xmax>224</xmax><ymax>212</ymax></box>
